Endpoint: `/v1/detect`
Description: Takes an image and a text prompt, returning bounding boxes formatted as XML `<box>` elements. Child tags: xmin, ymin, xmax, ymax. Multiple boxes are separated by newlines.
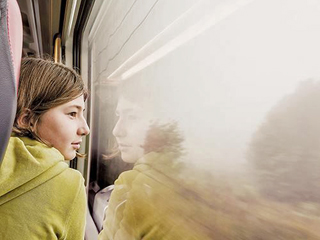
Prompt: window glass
<box><xmin>89</xmin><ymin>0</ymin><xmax>320</xmax><ymax>238</ymax></box>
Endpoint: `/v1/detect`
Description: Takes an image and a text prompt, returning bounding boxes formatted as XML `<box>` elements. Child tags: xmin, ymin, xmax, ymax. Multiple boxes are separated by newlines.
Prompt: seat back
<box><xmin>0</xmin><ymin>0</ymin><xmax>22</xmax><ymax>164</ymax></box>
<box><xmin>92</xmin><ymin>185</ymin><xmax>115</xmax><ymax>232</ymax></box>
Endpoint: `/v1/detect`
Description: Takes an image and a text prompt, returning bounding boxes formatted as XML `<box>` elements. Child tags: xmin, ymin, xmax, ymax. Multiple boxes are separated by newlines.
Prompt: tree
<box><xmin>248</xmin><ymin>80</ymin><xmax>320</xmax><ymax>202</ymax></box>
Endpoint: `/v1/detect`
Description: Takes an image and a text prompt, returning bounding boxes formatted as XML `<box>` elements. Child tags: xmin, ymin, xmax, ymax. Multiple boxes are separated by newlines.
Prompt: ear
<box><xmin>17</xmin><ymin>109</ymin><xmax>34</xmax><ymax>129</ymax></box>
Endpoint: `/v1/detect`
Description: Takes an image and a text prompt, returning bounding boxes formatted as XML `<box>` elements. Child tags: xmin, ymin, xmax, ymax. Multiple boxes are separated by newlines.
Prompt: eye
<box><xmin>68</xmin><ymin>112</ymin><xmax>77</xmax><ymax>118</ymax></box>
<box><xmin>127</xmin><ymin>114</ymin><xmax>137</xmax><ymax>121</ymax></box>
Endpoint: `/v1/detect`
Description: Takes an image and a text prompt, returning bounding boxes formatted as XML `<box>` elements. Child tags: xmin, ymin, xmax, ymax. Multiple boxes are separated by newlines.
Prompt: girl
<box><xmin>99</xmin><ymin>80</ymin><xmax>213</xmax><ymax>240</ymax></box>
<box><xmin>0</xmin><ymin>58</ymin><xmax>90</xmax><ymax>239</ymax></box>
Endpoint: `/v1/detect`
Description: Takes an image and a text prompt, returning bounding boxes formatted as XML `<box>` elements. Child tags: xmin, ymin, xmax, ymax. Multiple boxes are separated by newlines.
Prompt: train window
<box><xmin>84</xmin><ymin>0</ymin><xmax>320</xmax><ymax>238</ymax></box>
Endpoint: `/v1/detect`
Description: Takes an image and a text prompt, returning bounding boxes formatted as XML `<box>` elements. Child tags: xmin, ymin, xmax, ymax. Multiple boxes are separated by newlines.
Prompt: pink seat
<box><xmin>0</xmin><ymin>0</ymin><xmax>22</xmax><ymax>163</ymax></box>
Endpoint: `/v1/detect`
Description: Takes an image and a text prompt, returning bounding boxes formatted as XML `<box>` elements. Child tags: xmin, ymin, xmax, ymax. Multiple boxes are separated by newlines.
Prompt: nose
<box><xmin>112</xmin><ymin>118</ymin><xmax>126</xmax><ymax>138</ymax></box>
<box><xmin>78</xmin><ymin>117</ymin><xmax>90</xmax><ymax>136</ymax></box>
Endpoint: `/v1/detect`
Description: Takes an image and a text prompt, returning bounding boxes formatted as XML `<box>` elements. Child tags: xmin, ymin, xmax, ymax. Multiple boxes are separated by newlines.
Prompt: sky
<box><xmin>135</xmin><ymin>0</ymin><xmax>320</xmax><ymax>170</ymax></box>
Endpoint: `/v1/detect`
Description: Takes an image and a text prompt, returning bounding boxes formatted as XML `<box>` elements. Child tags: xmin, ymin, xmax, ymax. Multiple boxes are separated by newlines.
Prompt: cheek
<box><xmin>131</xmin><ymin>130</ymin><xmax>147</xmax><ymax>147</ymax></box>
<box><xmin>133</xmin><ymin>122</ymin><xmax>151</xmax><ymax>141</ymax></box>
<box><xmin>37</xmin><ymin>120</ymin><xmax>70</xmax><ymax>147</ymax></box>
<box><xmin>37</xmin><ymin>124</ymin><xmax>52</xmax><ymax>142</ymax></box>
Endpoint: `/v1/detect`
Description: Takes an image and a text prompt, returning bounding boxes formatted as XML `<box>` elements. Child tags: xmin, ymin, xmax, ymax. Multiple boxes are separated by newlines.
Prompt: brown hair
<box><xmin>12</xmin><ymin>57</ymin><xmax>88</xmax><ymax>145</ymax></box>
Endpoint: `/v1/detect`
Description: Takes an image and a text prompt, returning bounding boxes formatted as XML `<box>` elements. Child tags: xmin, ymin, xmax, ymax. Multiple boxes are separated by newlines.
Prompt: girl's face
<box><xmin>36</xmin><ymin>95</ymin><xmax>90</xmax><ymax>160</ymax></box>
<box><xmin>113</xmin><ymin>97</ymin><xmax>153</xmax><ymax>163</ymax></box>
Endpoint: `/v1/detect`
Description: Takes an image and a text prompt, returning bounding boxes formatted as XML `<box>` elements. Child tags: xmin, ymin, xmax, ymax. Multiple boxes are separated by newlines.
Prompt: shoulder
<box><xmin>115</xmin><ymin>169</ymin><xmax>138</xmax><ymax>185</ymax></box>
<box><xmin>45</xmin><ymin>168</ymin><xmax>86</xmax><ymax>220</ymax></box>
<box><xmin>55</xmin><ymin>168</ymin><xmax>85</xmax><ymax>193</ymax></box>
<box><xmin>42</xmin><ymin>167</ymin><xmax>85</xmax><ymax>208</ymax></box>
<box><xmin>61</xmin><ymin>167</ymin><xmax>84</xmax><ymax>181</ymax></box>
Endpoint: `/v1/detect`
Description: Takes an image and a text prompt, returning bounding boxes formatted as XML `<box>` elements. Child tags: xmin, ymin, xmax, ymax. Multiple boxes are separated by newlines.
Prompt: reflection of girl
<box><xmin>99</xmin><ymin>82</ymin><xmax>212</xmax><ymax>239</ymax></box>
<box><xmin>0</xmin><ymin>58</ymin><xmax>90</xmax><ymax>239</ymax></box>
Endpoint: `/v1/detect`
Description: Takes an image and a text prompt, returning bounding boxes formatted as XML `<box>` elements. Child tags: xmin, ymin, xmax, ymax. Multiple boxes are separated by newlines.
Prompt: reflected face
<box><xmin>37</xmin><ymin>95</ymin><xmax>90</xmax><ymax>160</ymax></box>
<box><xmin>113</xmin><ymin>97</ymin><xmax>152</xmax><ymax>163</ymax></box>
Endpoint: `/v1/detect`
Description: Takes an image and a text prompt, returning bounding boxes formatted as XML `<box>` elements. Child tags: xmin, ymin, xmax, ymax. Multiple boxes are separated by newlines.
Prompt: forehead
<box><xmin>116</xmin><ymin>97</ymin><xmax>144</xmax><ymax>112</ymax></box>
<box><xmin>116</xmin><ymin>96</ymin><xmax>157</xmax><ymax>123</ymax></box>
<box><xmin>60</xmin><ymin>95</ymin><xmax>85</xmax><ymax>109</ymax></box>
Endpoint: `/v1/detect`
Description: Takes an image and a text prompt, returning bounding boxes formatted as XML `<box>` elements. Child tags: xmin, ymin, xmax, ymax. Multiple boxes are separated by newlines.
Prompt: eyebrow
<box><xmin>67</xmin><ymin>105</ymin><xmax>85</xmax><ymax>111</ymax></box>
<box><xmin>115</xmin><ymin>108</ymin><xmax>134</xmax><ymax>114</ymax></box>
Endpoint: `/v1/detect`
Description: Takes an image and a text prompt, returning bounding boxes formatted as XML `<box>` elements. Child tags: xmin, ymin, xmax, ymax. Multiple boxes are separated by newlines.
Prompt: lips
<box><xmin>71</xmin><ymin>141</ymin><xmax>82</xmax><ymax>149</ymax></box>
<box><xmin>118</xmin><ymin>143</ymin><xmax>131</xmax><ymax>149</ymax></box>
<box><xmin>72</xmin><ymin>144</ymin><xmax>80</xmax><ymax>148</ymax></box>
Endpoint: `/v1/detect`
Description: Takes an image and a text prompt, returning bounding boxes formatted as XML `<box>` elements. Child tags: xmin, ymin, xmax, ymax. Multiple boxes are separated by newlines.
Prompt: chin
<box><xmin>121</xmin><ymin>153</ymin><xmax>140</xmax><ymax>164</ymax></box>
<box><xmin>63</xmin><ymin>152</ymin><xmax>76</xmax><ymax>161</ymax></box>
